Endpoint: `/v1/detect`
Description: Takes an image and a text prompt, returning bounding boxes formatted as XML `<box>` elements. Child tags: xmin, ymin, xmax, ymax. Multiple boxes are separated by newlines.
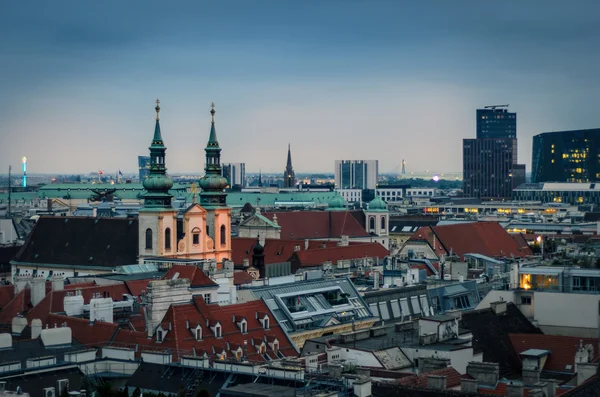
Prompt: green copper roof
<box><xmin>368</xmin><ymin>196</ymin><xmax>388</xmax><ymax>212</ymax></box>
<box><xmin>327</xmin><ymin>192</ymin><xmax>346</xmax><ymax>210</ymax></box>
<box><xmin>151</xmin><ymin>119</ymin><xmax>163</xmax><ymax>147</ymax></box>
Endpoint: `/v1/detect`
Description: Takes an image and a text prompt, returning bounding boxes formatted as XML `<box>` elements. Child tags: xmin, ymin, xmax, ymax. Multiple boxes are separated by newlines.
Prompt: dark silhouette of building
<box><xmin>463</xmin><ymin>106</ymin><xmax>525</xmax><ymax>200</ymax></box>
<box><xmin>138</xmin><ymin>155</ymin><xmax>151</xmax><ymax>181</ymax></box>
<box><xmin>531</xmin><ymin>128</ymin><xmax>600</xmax><ymax>183</ymax></box>
<box><xmin>283</xmin><ymin>144</ymin><xmax>295</xmax><ymax>188</ymax></box>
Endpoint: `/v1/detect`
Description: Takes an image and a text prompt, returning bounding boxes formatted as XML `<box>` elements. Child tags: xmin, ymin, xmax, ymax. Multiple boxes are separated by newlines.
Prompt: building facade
<box><xmin>138</xmin><ymin>156</ymin><xmax>151</xmax><ymax>181</ymax></box>
<box><xmin>222</xmin><ymin>162</ymin><xmax>246</xmax><ymax>188</ymax></box>
<box><xmin>334</xmin><ymin>160</ymin><xmax>378</xmax><ymax>190</ymax></box>
<box><xmin>513</xmin><ymin>182</ymin><xmax>600</xmax><ymax>205</ymax></box>
<box><xmin>531</xmin><ymin>128</ymin><xmax>600</xmax><ymax>183</ymax></box>
<box><xmin>476</xmin><ymin>107</ymin><xmax>516</xmax><ymax>139</ymax></box>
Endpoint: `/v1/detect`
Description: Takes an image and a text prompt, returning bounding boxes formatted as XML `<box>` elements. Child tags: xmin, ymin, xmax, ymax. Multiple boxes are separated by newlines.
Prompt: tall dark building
<box><xmin>463</xmin><ymin>106</ymin><xmax>524</xmax><ymax>200</ymax></box>
<box><xmin>283</xmin><ymin>144</ymin><xmax>296</xmax><ymax>188</ymax></box>
<box><xmin>476</xmin><ymin>107</ymin><xmax>516</xmax><ymax>139</ymax></box>
<box><xmin>138</xmin><ymin>156</ymin><xmax>151</xmax><ymax>181</ymax></box>
<box><xmin>531</xmin><ymin>128</ymin><xmax>600</xmax><ymax>183</ymax></box>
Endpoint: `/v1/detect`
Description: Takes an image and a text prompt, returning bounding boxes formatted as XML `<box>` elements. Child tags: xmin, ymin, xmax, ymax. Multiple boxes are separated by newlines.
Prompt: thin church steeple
<box><xmin>198</xmin><ymin>103</ymin><xmax>228</xmax><ymax>207</ymax></box>
<box><xmin>283</xmin><ymin>144</ymin><xmax>296</xmax><ymax>188</ymax></box>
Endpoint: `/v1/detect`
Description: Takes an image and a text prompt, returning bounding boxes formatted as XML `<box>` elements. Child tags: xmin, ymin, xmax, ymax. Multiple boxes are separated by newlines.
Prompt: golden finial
<box><xmin>155</xmin><ymin>99</ymin><xmax>161</xmax><ymax>121</ymax></box>
<box><xmin>210</xmin><ymin>102</ymin><xmax>215</xmax><ymax>123</ymax></box>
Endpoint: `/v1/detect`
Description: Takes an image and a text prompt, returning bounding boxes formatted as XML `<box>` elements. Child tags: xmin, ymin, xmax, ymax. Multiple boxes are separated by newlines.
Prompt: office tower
<box><xmin>138</xmin><ymin>155</ymin><xmax>151</xmax><ymax>181</ymax></box>
<box><xmin>222</xmin><ymin>162</ymin><xmax>246</xmax><ymax>188</ymax></box>
<box><xmin>283</xmin><ymin>144</ymin><xmax>296</xmax><ymax>188</ymax></box>
<box><xmin>532</xmin><ymin>128</ymin><xmax>600</xmax><ymax>183</ymax></box>
<box><xmin>463</xmin><ymin>106</ymin><xmax>524</xmax><ymax>200</ymax></box>
<box><xmin>334</xmin><ymin>160</ymin><xmax>378</xmax><ymax>190</ymax></box>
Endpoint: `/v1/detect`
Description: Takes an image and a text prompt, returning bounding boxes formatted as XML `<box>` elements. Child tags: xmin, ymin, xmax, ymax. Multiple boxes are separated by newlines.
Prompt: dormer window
<box><xmin>157</xmin><ymin>330</ymin><xmax>163</xmax><ymax>343</ymax></box>
<box><xmin>240</xmin><ymin>319</ymin><xmax>247</xmax><ymax>334</ymax></box>
<box><xmin>236</xmin><ymin>348</ymin><xmax>243</xmax><ymax>360</ymax></box>
<box><xmin>214</xmin><ymin>323</ymin><xmax>222</xmax><ymax>338</ymax></box>
<box><xmin>259</xmin><ymin>343</ymin><xmax>266</xmax><ymax>355</ymax></box>
<box><xmin>195</xmin><ymin>326</ymin><xmax>202</xmax><ymax>341</ymax></box>
<box><xmin>273</xmin><ymin>341</ymin><xmax>279</xmax><ymax>352</ymax></box>
<box><xmin>262</xmin><ymin>316</ymin><xmax>270</xmax><ymax>330</ymax></box>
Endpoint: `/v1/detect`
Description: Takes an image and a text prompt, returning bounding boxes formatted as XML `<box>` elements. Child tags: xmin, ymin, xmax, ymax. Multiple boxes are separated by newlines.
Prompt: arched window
<box><xmin>145</xmin><ymin>229</ymin><xmax>153</xmax><ymax>250</ymax></box>
<box><xmin>220</xmin><ymin>225</ymin><xmax>226</xmax><ymax>246</ymax></box>
<box><xmin>165</xmin><ymin>228</ymin><xmax>171</xmax><ymax>250</ymax></box>
<box><xmin>380</xmin><ymin>216</ymin><xmax>386</xmax><ymax>230</ymax></box>
<box><xmin>369</xmin><ymin>217</ymin><xmax>375</xmax><ymax>230</ymax></box>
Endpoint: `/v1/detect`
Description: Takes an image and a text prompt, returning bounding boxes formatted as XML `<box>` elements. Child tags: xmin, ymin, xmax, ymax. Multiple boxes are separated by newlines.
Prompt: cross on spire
<box><xmin>155</xmin><ymin>99</ymin><xmax>161</xmax><ymax>120</ymax></box>
<box><xmin>211</xmin><ymin>102</ymin><xmax>215</xmax><ymax>123</ymax></box>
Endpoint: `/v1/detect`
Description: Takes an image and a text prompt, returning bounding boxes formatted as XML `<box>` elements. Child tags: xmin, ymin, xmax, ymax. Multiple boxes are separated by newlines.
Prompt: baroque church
<box><xmin>138</xmin><ymin>101</ymin><xmax>232</xmax><ymax>267</ymax></box>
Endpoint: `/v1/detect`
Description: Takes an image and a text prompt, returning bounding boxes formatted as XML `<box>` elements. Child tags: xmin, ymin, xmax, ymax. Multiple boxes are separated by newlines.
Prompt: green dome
<box><xmin>368</xmin><ymin>196</ymin><xmax>388</xmax><ymax>211</ymax></box>
<box><xmin>198</xmin><ymin>174</ymin><xmax>228</xmax><ymax>191</ymax></box>
<box><xmin>143</xmin><ymin>174</ymin><xmax>173</xmax><ymax>191</ymax></box>
<box><xmin>327</xmin><ymin>193</ymin><xmax>346</xmax><ymax>210</ymax></box>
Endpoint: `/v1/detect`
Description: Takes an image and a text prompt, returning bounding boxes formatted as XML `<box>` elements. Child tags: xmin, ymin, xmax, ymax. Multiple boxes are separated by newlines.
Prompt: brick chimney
<box><xmin>427</xmin><ymin>375</ymin><xmax>446</xmax><ymax>390</ymax></box>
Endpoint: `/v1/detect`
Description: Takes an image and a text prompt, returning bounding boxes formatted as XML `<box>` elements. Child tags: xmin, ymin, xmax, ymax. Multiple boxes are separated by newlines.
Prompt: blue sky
<box><xmin>1</xmin><ymin>1</ymin><xmax>600</xmax><ymax>175</ymax></box>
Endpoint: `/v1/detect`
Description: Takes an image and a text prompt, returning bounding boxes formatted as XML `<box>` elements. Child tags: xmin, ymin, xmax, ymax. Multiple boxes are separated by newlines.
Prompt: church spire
<box><xmin>143</xmin><ymin>99</ymin><xmax>173</xmax><ymax>209</ymax></box>
<box><xmin>283</xmin><ymin>144</ymin><xmax>296</xmax><ymax>188</ymax></box>
<box><xmin>198</xmin><ymin>103</ymin><xmax>228</xmax><ymax>207</ymax></box>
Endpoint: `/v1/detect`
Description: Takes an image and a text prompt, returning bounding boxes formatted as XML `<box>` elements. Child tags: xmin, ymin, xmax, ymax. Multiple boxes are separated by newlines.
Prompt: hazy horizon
<box><xmin>2</xmin><ymin>1</ymin><xmax>600</xmax><ymax>175</ymax></box>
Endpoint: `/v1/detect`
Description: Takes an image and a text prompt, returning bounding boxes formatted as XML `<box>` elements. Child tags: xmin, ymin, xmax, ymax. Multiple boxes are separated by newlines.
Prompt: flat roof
<box><xmin>520</xmin><ymin>349</ymin><xmax>551</xmax><ymax>358</ymax></box>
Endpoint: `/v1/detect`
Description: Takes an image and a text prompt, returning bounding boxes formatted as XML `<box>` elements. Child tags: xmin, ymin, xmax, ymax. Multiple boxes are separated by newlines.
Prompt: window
<box><xmin>573</xmin><ymin>277</ymin><xmax>581</xmax><ymax>290</ymax></box>
<box><xmin>241</xmin><ymin>321</ymin><xmax>247</xmax><ymax>334</ymax></box>
<box><xmin>220</xmin><ymin>225</ymin><xmax>226</xmax><ymax>245</ymax></box>
<box><xmin>369</xmin><ymin>217</ymin><xmax>375</xmax><ymax>230</ymax></box>
<box><xmin>165</xmin><ymin>228</ymin><xmax>171</xmax><ymax>250</ymax></box>
<box><xmin>380</xmin><ymin>216</ymin><xmax>386</xmax><ymax>230</ymax></box>
<box><xmin>273</xmin><ymin>341</ymin><xmax>279</xmax><ymax>352</ymax></box>
<box><xmin>203</xmin><ymin>293</ymin><xmax>211</xmax><ymax>304</ymax></box>
<box><xmin>521</xmin><ymin>296</ymin><xmax>532</xmax><ymax>305</ymax></box>
<box><xmin>263</xmin><ymin>317</ymin><xmax>270</xmax><ymax>330</ymax></box>
<box><xmin>157</xmin><ymin>330</ymin><xmax>163</xmax><ymax>342</ymax></box>
<box><xmin>145</xmin><ymin>228</ymin><xmax>153</xmax><ymax>250</ymax></box>
<box><xmin>193</xmin><ymin>233</ymin><xmax>200</xmax><ymax>245</ymax></box>
<box><xmin>195</xmin><ymin>327</ymin><xmax>202</xmax><ymax>341</ymax></box>
<box><xmin>260</xmin><ymin>344</ymin><xmax>266</xmax><ymax>354</ymax></box>
<box><xmin>214</xmin><ymin>324</ymin><xmax>222</xmax><ymax>338</ymax></box>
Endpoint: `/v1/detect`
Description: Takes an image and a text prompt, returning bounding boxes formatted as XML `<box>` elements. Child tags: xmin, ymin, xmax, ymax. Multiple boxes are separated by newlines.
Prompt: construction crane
<box><xmin>484</xmin><ymin>104</ymin><xmax>509</xmax><ymax>110</ymax></box>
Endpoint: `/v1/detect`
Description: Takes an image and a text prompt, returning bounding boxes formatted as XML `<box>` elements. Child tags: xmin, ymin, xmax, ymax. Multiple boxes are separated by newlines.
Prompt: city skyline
<box><xmin>1</xmin><ymin>1</ymin><xmax>600</xmax><ymax>174</ymax></box>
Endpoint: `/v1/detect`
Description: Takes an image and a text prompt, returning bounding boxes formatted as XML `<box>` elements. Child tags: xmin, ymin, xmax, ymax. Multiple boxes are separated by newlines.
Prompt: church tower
<box><xmin>283</xmin><ymin>144</ymin><xmax>296</xmax><ymax>188</ymax></box>
<box><xmin>138</xmin><ymin>100</ymin><xmax>178</xmax><ymax>262</ymax></box>
<box><xmin>198</xmin><ymin>103</ymin><xmax>232</xmax><ymax>265</ymax></box>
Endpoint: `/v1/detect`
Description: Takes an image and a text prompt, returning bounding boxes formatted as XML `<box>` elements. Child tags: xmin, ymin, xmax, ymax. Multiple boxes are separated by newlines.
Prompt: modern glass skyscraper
<box><xmin>531</xmin><ymin>128</ymin><xmax>600</xmax><ymax>183</ymax></box>
<box><xmin>138</xmin><ymin>155</ymin><xmax>151</xmax><ymax>181</ymax></box>
<box><xmin>334</xmin><ymin>160</ymin><xmax>378</xmax><ymax>190</ymax></box>
<box><xmin>463</xmin><ymin>106</ymin><xmax>524</xmax><ymax>200</ymax></box>
<box><xmin>222</xmin><ymin>162</ymin><xmax>246</xmax><ymax>188</ymax></box>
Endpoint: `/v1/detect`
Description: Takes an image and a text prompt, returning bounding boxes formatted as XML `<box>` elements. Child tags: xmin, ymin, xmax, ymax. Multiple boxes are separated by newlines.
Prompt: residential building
<box><xmin>283</xmin><ymin>144</ymin><xmax>295</xmax><ymax>188</ymax></box>
<box><xmin>463</xmin><ymin>106</ymin><xmax>525</xmax><ymax>200</ymax></box>
<box><xmin>531</xmin><ymin>128</ymin><xmax>600</xmax><ymax>183</ymax></box>
<box><xmin>336</xmin><ymin>188</ymin><xmax>362</xmax><ymax>205</ymax></box>
<box><xmin>334</xmin><ymin>160</ymin><xmax>378</xmax><ymax>190</ymax></box>
<box><xmin>375</xmin><ymin>185</ymin><xmax>405</xmax><ymax>203</ymax></box>
<box><xmin>222</xmin><ymin>162</ymin><xmax>246</xmax><ymax>188</ymax></box>
<box><xmin>138</xmin><ymin>155</ymin><xmax>151</xmax><ymax>181</ymax></box>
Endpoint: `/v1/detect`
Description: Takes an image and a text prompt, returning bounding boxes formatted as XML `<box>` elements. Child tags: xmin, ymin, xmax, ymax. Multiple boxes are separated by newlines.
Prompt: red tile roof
<box><xmin>478</xmin><ymin>382</ymin><xmax>532</xmax><ymax>396</ymax></box>
<box><xmin>162</xmin><ymin>265</ymin><xmax>217</xmax><ymax>288</ymax></box>
<box><xmin>397</xmin><ymin>367</ymin><xmax>461</xmax><ymax>388</ymax></box>
<box><xmin>233</xmin><ymin>271</ymin><xmax>254</xmax><ymax>286</ymax></box>
<box><xmin>0</xmin><ymin>285</ymin><xmax>15</xmax><ymax>308</ymax></box>
<box><xmin>291</xmin><ymin>243</ymin><xmax>389</xmax><ymax>267</ymax></box>
<box><xmin>410</xmin><ymin>222</ymin><xmax>533</xmax><ymax>259</ymax></box>
<box><xmin>231</xmin><ymin>237</ymin><xmax>342</xmax><ymax>265</ymax></box>
<box><xmin>509</xmin><ymin>333</ymin><xmax>599</xmax><ymax>373</ymax></box>
<box><xmin>263</xmin><ymin>211</ymin><xmax>370</xmax><ymax>239</ymax></box>
<box><xmin>64</xmin><ymin>282</ymin><xmax>96</xmax><ymax>290</ymax></box>
<box><xmin>0</xmin><ymin>289</ymin><xmax>30</xmax><ymax>322</ymax></box>
<box><xmin>125</xmin><ymin>280</ymin><xmax>151</xmax><ymax>297</ymax></box>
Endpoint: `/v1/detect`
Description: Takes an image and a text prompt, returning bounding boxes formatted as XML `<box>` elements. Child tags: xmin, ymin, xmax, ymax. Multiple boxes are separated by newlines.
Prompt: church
<box><xmin>11</xmin><ymin>101</ymin><xmax>233</xmax><ymax>278</ymax></box>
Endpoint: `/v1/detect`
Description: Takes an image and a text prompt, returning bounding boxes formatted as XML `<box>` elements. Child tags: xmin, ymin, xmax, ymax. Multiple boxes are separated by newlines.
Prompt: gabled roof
<box><xmin>231</xmin><ymin>237</ymin><xmax>341</xmax><ymax>265</ymax></box>
<box><xmin>397</xmin><ymin>367</ymin><xmax>462</xmax><ymax>388</ymax></box>
<box><xmin>409</xmin><ymin>222</ymin><xmax>533</xmax><ymax>259</ymax></box>
<box><xmin>233</xmin><ymin>271</ymin><xmax>254</xmax><ymax>286</ymax></box>
<box><xmin>13</xmin><ymin>216</ymin><xmax>139</xmax><ymax>267</ymax></box>
<box><xmin>509</xmin><ymin>334</ymin><xmax>599</xmax><ymax>374</ymax></box>
<box><xmin>291</xmin><ymin>243</ymin><xmax>389</xmax><ymax>267</ymax></box>
<box><xmin>240</xmin><ymin>213</ymin><xmax>281</xmax><ymax>229</ymax></box>
<box><xmin>162</xmin><ymin>265</ymin><xmax>218</xmax><ymax>288</ymax></box>
<box><xmin>0</xmin><ymin>284</ymin><xmax>15</xmax><ymax>308</ymax></box>
<box><xmin>0</xmin><ymin>289</ymin><xmax>30</xmax><ymax>322</ymax></box>
<box><xmin>262</xmin><ymin>211</ymin><xmax>370</xmax><ymax>239</ymax></box>
<box><xmin>460</xmin><ymin>303</ymin><xmax>542</xmax><ymax>376</ymax></box>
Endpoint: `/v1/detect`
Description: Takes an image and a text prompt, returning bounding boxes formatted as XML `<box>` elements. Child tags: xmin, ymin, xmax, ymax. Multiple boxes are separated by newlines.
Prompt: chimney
<box><xmin>522</xmin><ymin>368</ymin><xmax>541</xmax><ymax>386</ymax></box>
<box><xmin>528</xmin><ymin>389</ymin><xmax>544</xmax><ymax>397</ymax></box>
<box><xmin>51</xmin><ymin>276</ymin><xmax>65</xmax><ymax>291</ymax></box>
<box><xmin>490</xmin><ymin>300</ymin><xmax>507</xmax><ymax>315</ymax></box>
<box><xmin>31</xmin><ymin>319</ymin><xmax>42</xmax><ymax>339</ymax></box>
<box><xmin>466</xmin><ymin>362</ymin><xmax>499</xmax><ymax>386</ymax></box>
<box><xmin>146</xmin><ymin>279</ymin><xmax>192</xmax><ymax>337</ymax></box>
<box><xmin>41</xmin><ymin>326</ymin><xmax>72</xmax><ymax>346</ymax></box>
<box><xmin>543</xmin><ymin>379</ymin><xmax>557</xmax><ymax>397</ymax></box>
<box><xmin>243</xmin><ymin>258</ymin><xmax>249</xmax><ymax>268</ymax></box>
<box><xmin>31</xmin><ymin>277</ymin><xmax>46</xmax><ymax>307</ymax></box>
<box><xmin>0</xmin><ymin>334</ymin><xmax>12</xmax><ymax>349</ymax></box>
<box><xmin>11</xmin><ymin>317</ymin><xmax>27</xmax><ymax>335</ymax></box>
<box><xmin>506</xmin><ymin>383</ymin><xmax>524</xmax><ymax>397</ymax></box>
<box><xmin>47</xmin><ymin>198</ymin><xmax>53</xmax><ymax>212</ymax></box>
<box><xmin>427</xmin><ymin>375</ymin><xmax>446</xmax><ymax>390</ymax></box>
<box><xmin>461</xmin><ymin>379</ymin><xmax>477</xmax><ymax>393</ymax></box>
<box><xmin>258</xmin><ymin>233</ymin><xmax>265</xmax><ymax>248</ymax></box>
<box><xmin>373</xmin><ymin>270</ymin><xmax>379</xmax><ymax>290</ymax></box>
<box><xmin>576</xmin><ymin>362</ymin><xmax>598</xmax><ymax>385</ymax></box>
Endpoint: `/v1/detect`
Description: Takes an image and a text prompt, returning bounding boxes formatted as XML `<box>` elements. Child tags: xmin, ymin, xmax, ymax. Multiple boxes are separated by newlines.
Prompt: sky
<box><xmin>1</xmin><ymin>1</ymin><xmax>600</xmax><ymax>175</ymax></box>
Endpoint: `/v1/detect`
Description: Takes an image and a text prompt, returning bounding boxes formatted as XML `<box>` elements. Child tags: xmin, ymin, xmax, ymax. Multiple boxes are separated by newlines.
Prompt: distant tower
<box><xmin>283</xmin><ymin>144</ymin><xmax>296</xmax><ymax>188</ymax></box>
<box><xmin>22</xmin><ymin>157</ymin><xmax>27</xmax><ymax>188</ymax></box>
<box><xmin>258</xmin><ymin>170</ymin><xmax>263</xmax><ymax>187</ymax></box>
<box><xmin>401</xmin><ymin>159</ymin><xmax>406</xmax><ymax>175</ymax></box>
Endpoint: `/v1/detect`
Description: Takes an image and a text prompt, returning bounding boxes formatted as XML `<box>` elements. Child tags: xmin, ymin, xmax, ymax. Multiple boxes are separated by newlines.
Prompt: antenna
<box><xmin>483</xmin><ymin>104</ymin><xmax>509</xmax><ymax>110</ymax></box>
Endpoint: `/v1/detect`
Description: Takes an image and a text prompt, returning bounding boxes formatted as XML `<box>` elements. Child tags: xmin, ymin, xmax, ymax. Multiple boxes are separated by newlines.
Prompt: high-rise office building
<box><xmin>222</xmin><ymin>162</ymin><xmax>246</xmax><ymax>188</ymax></box>
<box><xmin>531</xmin><ymin>128</ymin><xmax>600</xmax><ymax>183</ymax></box>
<box><xmin>138</xmin><ymin>155</ymin><xmax>151</xmax><ymax>181</ymax></box>
<box><xmin>334</xmin><ymin>160</ymin><xmax>378</xmax><ymax>190</ymax></box>
<box><xmin>463</xmin><ymin>106</ymin><xmax>525</xmax><ymax>200</ymax></box>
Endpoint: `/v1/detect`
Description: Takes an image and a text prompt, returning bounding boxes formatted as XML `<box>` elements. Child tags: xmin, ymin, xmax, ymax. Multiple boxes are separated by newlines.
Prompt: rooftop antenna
<box><xmin>7</xmin><ymin>165</ymin><xmax>11</xmax><ymax>218</ymax></box>
<box><xmin>483</xmin><ymin>104</ymin><xmax>509</xmax><ymax>110</ymax></box>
